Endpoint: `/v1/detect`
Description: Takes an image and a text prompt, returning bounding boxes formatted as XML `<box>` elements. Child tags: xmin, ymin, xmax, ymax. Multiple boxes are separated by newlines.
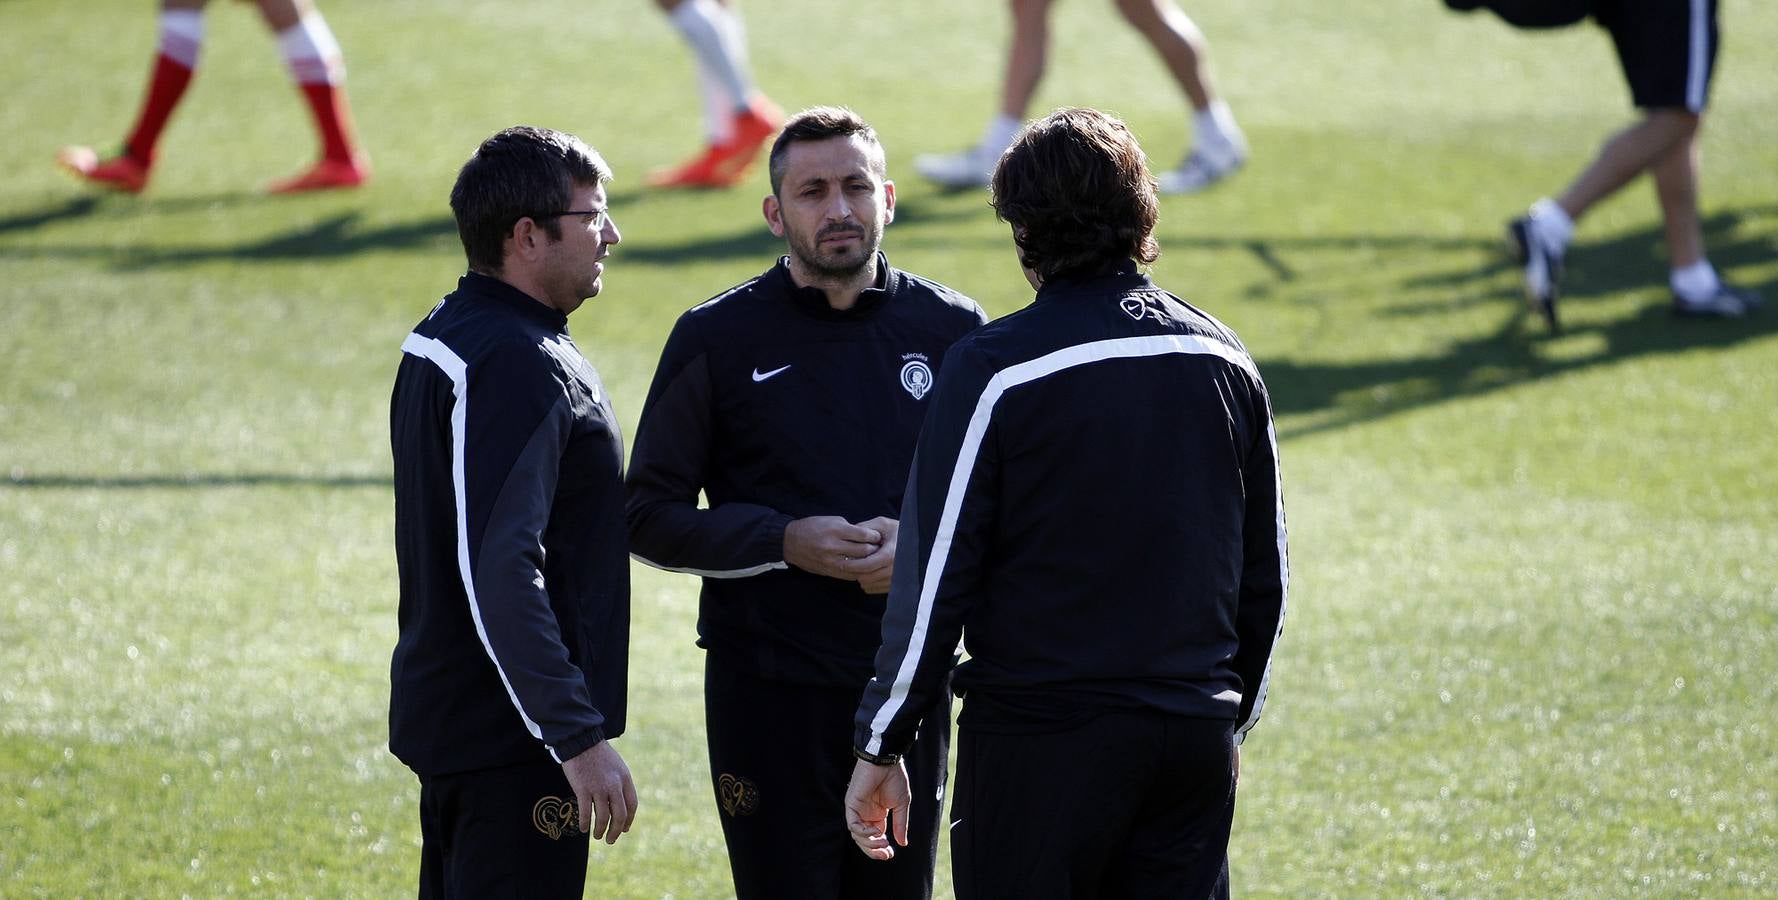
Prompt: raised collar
<box><xmin>458</xmin><ymin>271</ymin><xmax>568</xmax><ymax>330</ymax></box>
<box><xmin>767</xmin><ymin>252</ymin><xmax>898</xmax><ymax>321</ymax></box>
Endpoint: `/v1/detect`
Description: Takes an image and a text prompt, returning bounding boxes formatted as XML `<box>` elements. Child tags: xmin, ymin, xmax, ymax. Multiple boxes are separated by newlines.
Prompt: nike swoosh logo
<box><xmin>752</xmin><ymin>365</ymin><xmax>792</xmax><ymax>382</ymax></box>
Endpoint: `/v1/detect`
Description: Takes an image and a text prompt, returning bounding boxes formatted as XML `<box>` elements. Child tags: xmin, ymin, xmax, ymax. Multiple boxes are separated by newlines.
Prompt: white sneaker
<box><xmin>1673</xmin><ymin>283</ymin><xmax>1762</xmax><ymax>318</ymax></box>
<box><xmin>1157</xmin><ymin>143</ymin><xmax>1247</xmax><ymax>195</ymax></box>
<box><xmin>914</xmin><ymin>145</ymin><xmax>1002</xmax><ymax>189</ymax></box>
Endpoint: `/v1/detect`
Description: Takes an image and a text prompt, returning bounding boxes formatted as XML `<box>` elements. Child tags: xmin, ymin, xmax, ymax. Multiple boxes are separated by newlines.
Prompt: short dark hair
<box><xmin>767</xmin><ymin>106</ymin><xmax>885</xmax><ymax>196</ymax></box>
<box><xmin>449</xmin><ymin>126</ymin><xmax>611</xmax><ymax>273</ymax></box>
<box><xmin>989</xmin><ymin>108</ymin><xmax>1160</xmax><ymax>281</ymax></box>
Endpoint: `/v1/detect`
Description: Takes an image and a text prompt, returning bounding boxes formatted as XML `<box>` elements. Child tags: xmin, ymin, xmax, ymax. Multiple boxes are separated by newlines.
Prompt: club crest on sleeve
<box><xmin>718</xmin><ymin>773</ymin><xmax>760</xmax><ymax>816</ymax></box>
<box><xmin>900</xmin><ymin>354</ymin><xmax>933</xmax><ymax>400</ymax></box>
<box><xmin>532</xmin><ymin>795</ymin><xmax>581</xmax><ymax>840</ymax></box>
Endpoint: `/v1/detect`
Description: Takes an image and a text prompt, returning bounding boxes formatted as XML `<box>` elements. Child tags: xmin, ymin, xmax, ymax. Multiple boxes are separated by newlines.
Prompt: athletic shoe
<box><xmin>1507</xmin><ymin>215</ymin><xmax>1563</xmax><ymax>331</ymax></box>
<box><xmin>646</xmin><ymin>145</ymin><xmax>732</xmax><ymax>189</ymax></box>
<box><xmin>648</xmin><ymin>99</ymin><xmax>783</xmax><ymax>189</ymax></box>
<box><xmin>56</xmin><ymin>145</ymin><xmax>150</xmax><ymax>193</ymax></box>
<box><xmin>714</xmin><ymin>99</ymin><xmax>782</xmax><ymax>177</ymax></box>
<box><xmin>1157</xmin><ymin>143</ymin><xmax>1247</xmax><ymax>195</ymax></box>
<box><xmin>267</xmin><ymin>156</ymin><xmax>370</xmax><ymax>194</ymax></box>
<box><xmin>913</xmin><ymin>144</ymin><xmax>1001</xmax><ymax>189</ymax></box>
<box><xmin>1672</xmin><ymin>283</ymin><xmax>1762</xmax><ymax>318</ymax></box>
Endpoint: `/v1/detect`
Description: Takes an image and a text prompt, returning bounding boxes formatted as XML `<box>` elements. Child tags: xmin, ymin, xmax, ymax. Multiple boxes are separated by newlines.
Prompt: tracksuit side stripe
<box><xmin>1236</xmin><ymin>419</ymin><xmax>1290</xmax><ymax>745</ymax></box>
<box><xmin>401</xmin><ymin>332</ymin><xmax>551</xmax><ymax>754</ymax></box>
<box><xmin>1686</xmin><ymin>0</ymin><xmax>1708</xmax><ymax>112</ymax></box>
<box><xmin>629</xmin><ymin>553</ymin><xmax>788</xmax><ymax>579</ymax></box>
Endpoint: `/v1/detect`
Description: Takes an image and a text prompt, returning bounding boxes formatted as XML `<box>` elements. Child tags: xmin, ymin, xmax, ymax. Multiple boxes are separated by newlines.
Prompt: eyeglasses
<box><xmin>531</xmin><ymin>207</ymin><xmax>610</xmax><ymax>230</ymax></box>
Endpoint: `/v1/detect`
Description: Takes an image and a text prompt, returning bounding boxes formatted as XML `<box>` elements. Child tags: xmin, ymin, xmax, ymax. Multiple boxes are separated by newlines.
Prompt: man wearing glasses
<box><xmin>389</xmin><ymin>125</ymin><xmax>637</xmax><ymax>897</ymax></box>
<box><xmin>627</xmin><ymin>107</ymin><xmax>986</xmax><ymax>898</ymax></box>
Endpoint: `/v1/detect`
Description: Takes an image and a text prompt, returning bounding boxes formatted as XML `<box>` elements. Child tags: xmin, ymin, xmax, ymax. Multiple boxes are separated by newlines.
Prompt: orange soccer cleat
<box><xmin>266</xmin><ymin>155</ymin><xmax>370</xmax><ymax>195</ymax></box>
<box><xmin>647</xmin><ymin>99</ymin><xmax>784</xmax><ymax>190</ymax></box>
<box><xmin>56</xmin><ymin>145</ymin><xmax>151</xmax><ymax>193</ymax></box>
<box><xmin>646</xmin><ymin>144</ymin><xmax>734</xmax><ymax>189</ymax></box>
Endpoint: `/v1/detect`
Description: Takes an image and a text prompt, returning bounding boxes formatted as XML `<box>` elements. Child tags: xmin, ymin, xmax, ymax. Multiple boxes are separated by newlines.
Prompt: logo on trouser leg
<box><xmin>717</xmin><ymin>774</ymin><xmax>760</xmax><ymax>816</ymax></box>
<box><xmin>532</xmin><ymin>796</ymin><xmax>581</xmax><ymax>840</ymax></box>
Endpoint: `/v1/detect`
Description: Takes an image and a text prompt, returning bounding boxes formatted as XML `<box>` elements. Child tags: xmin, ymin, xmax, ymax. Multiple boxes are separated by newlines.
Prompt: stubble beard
<box><xmin>791</xmin><ymin>222</ymin><xmax>881</xmax><ymax>280</ymax></box>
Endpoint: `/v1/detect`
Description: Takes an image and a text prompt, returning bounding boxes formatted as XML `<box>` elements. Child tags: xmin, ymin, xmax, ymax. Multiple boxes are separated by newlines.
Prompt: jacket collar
<box><xmin>768</xmin><ymin>252</ymin><xmax>898</xmax><ymax>321</ymax></box>
<box><xmin>459</xmin><ymin>271</ymin><xmax>568</xmax><ymax>330</ymax></box>
<box><xmin>1033</xmin><ymin>258</ymin><xmax>1150</xmax><ymax>304</ymax></box>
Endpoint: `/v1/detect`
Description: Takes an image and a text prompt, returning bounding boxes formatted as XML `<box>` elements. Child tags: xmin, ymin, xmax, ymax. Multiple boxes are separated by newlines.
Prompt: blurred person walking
<box><xmin>916</xmin><ymin>0</ymin><xmax>1246</xmax><ymax>195</ymax></box>
<box><xmin>57</xmin><ymin>0</ymin><xmax>368</xmax><ymax>194</ymax></box>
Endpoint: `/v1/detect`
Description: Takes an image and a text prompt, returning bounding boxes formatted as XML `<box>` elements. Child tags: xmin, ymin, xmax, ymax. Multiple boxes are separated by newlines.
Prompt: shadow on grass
<box><xmin>0</xmin><ymin>188</ymin><xmax>989</xmax><ymax>269</ymax></box>
<box><xmin>1263</xmin><ymin>205</ymin><xmax>1778</xmax><ymax>440</ymax></box>
<box><xmin>1270</xmin><ymin>292</ymin><xmax>1778</xmax><ymax>441</ymax></box>
<box><xmin>0</xmin><ymin>190</ymin><xmax>275</xmax><ymax>237</ymax></box>
<box><xmin>3</xmin><ymin>472</ymin><xmax>391</xmax><ymax>490</ymax></box>
<box><xmin>3</xmin><ymin>201</ymin><xmax>1772</xmax><ymax>486</ymax></box>
<box><xmin>0</xmin><ymin>209</ymin><xmax>458</xmax><ymax>269</ymax></box>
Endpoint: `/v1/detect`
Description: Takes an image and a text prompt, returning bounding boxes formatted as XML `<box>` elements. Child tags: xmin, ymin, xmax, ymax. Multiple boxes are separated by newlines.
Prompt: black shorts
<box><xmin>950</xmin><ymin>707</ymin><xmax>1235</xmax><ymax>900</ymax></box>
<box><xmin>1595</xmin><ymin>0</ymin><xmax>1719</xmax><ymax>111</ymax></box>
<box><xmin>705</xmin><ymin>652</ymin><xmax>952</xmax><ymax>899</ymax></box>
<box><xmin>416</xmin><ymin>758</ymin><xmax>591</xmax><ymax>899</ymax></box>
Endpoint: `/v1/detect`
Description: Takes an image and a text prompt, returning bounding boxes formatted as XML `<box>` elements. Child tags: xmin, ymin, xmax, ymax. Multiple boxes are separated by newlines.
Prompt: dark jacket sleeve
<box><xmin>626</xmin><ymin>315</ymin><xmax>793</xmax><ymax>577</ymax></box>
<box><xmin>464</xmin><ymin>343</ymin><xmax>605</xmax><ymax>762</ymax></box>
<box><xmin>1231</xmin><ymin>377</ymin><xmax>1288</xmax><ymax>745</ymax></box>
<box><xmin>854</xmin><ymin>342</ymin><xmax>999</xmax><ymax>760</ymax></box>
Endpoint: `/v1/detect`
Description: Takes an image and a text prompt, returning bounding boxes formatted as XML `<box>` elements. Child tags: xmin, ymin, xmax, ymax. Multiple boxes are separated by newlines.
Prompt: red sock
<box><xmin>298</xmin><ymin>82</ymin><xmax>359</xmax><ymax>164</ymax></box>
<box><xmin>123</xmin><ymin>53</ymin><xmax>194</xmax><ymax>164</ymax></box>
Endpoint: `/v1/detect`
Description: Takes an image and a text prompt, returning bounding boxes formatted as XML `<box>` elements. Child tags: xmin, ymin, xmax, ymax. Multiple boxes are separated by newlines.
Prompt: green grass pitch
<box><xmin>2</xmin><ymin>0</ymin><xmax>1775</xmax><ymax>895</ymax></box>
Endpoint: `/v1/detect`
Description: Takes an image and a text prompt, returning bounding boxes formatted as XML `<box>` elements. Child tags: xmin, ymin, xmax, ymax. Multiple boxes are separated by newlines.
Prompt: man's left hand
<box><xmin>844</xmin><ymin>516</ymin><xmax>898</xmax><ymax>594</ymax></box>
<box><xmin>844</xmin><ymin>757</ymin><xmax>911</xmax><ymax>860</ymax></box>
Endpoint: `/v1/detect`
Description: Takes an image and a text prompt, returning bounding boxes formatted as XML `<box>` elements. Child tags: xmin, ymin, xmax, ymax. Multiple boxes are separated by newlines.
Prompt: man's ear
<box><xmin>762</xmin><ymin>195</ymin><xmax>786</xmax><ymax>238</ymax></box>
<box><xmin>506</xmin><ymin>216</ymin><xmax>543</xmax><ymax>263</ymax></box>
<box><xmin>882</xmin><ymin>180</ymin><xmax>896</xmax><ymax>227</ymax></box>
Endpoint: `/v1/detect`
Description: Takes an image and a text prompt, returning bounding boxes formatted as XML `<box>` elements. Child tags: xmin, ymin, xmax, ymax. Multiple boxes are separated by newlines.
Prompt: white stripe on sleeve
<box><xmin>864</xmin><ymin>333</ymin><xmax>1261</xmax><ymax>754</ymax></box>
<box><xmin>401</xmin><ymin>333</ymin><xmax>553</xmax><ymax>755</ymax></box>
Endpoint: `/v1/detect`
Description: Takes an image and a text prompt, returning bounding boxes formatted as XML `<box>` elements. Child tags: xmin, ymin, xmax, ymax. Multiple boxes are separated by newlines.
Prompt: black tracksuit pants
<box><xmin>416</xmin><ymin>758</ymin><xmax>591</xmax><ymax>898</ymax></box>
<box><xmin>705</xmin><ymin>652</ymin><xmax>951</xmax><ymax>899</ymax></box>
<box><xmin>950</xmin><ymin>707</ymin><xmax>1235</xmax><ymax>900</ymax></box>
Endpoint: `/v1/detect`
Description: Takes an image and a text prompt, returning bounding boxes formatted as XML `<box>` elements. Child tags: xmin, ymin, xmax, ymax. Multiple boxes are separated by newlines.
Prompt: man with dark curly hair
<box><xmin>846</xmin><ymin>107</ymin><xmax>1288</xmax><ymax>899</ymax></box>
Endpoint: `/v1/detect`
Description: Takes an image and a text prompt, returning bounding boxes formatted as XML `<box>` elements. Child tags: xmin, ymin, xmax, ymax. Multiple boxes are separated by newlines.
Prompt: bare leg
<box><xmin>252</xmin><ymin>0</ymin><xmax>310</xmax><ymax>32</ymax></box>
<box><xmin>1555</xmin><ymin>108</ymin><xmax>1698</xmax><ymax>223</ymax></box>
<box><xmin>1114</xmin><ymin>0</ymin><xmax>1213</xmax><ymax>111</ymax></box>
<box><xmin>1001</xmin><ymin>0</ymin><xmax>1054</xmax><ymax>120</ymax></box>
<box><xmin>1650</xmin><ymin>124</ymin><xmax>1705</xmax><ymax>268</ymax></box>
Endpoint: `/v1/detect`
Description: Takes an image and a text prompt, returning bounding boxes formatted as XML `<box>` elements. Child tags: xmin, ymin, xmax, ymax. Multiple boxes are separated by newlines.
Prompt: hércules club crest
<box><xmin>899</xmin><ymin>353</ymin><xmax>933</xmax><ymax>400</ymax></box>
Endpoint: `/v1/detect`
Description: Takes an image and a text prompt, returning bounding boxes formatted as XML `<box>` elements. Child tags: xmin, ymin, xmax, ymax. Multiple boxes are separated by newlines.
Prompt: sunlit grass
<box><xmin>3</xmin><ymin>0</ymin><xmax>1775</xmax><ymax>895</ymax></box>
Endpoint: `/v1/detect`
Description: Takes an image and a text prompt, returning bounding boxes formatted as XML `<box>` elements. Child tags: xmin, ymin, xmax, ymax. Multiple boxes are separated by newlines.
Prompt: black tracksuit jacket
<box><xmin>854</xmin><ymin>262</ymin><xmax>1289</xmax><ymax>760</ymax></box>
<box><xmin>389</xmin><ymin>272</ymin><xmax>629</xmax><ymax>777</ymax></box>
<box><xmin>626</xmin><ymin>255</ymin><xmax>986</xmax><ymax>687</ymax></box>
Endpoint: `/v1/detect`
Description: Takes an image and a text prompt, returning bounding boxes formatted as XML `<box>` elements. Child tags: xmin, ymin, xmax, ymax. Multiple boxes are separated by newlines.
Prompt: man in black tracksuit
<box><xmin>627</xmin><ymin>108</ymin><xmax>986</xmax><ymax>899</ymax></box>
<box><xmin>846</xmin><ymin>108</ymin><xmax>1288</xmax><ymax>899</ymax></box>
<box><xmin>390</xmin><ymin>126</ymin><xmax>638</xmax><ymax>897</ymax></box>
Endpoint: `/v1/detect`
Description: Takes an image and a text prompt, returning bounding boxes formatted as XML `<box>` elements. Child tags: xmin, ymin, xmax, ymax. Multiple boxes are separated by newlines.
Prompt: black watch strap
<box><xmin>853</xmin><ymin>746</ymin><xmax>901</xmax><ymax>766</ymax></box>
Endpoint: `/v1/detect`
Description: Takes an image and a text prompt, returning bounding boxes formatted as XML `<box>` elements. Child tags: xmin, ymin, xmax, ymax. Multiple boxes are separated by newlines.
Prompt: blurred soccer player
<box><xmin>56</xmin><ymin>0</ymin><xmax>368</xmax><ymax>194</ymax></box>
<box><xmin>646</xmin><ymin>0</ymin><xmax>783</xmax><ymax>189</ymax></box>
<box><xmin>916</xmin><ymin>0</ymin><xmax>1246</xmax><ymax>195</ymax></box>
<box><xmin>1493</xmin><ymin>0</ymin><xmax>1761</xmax><ymax>327</ymax></box>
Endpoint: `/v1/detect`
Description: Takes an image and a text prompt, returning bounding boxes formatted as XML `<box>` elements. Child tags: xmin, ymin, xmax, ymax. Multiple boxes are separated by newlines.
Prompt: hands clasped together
<box><xmin>784</xmin><ymin>515</ymin><xmax>899</xmax><ymax>594</ymax></box>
